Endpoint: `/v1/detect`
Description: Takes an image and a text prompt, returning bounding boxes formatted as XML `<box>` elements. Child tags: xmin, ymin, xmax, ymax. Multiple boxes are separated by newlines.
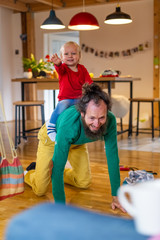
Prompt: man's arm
<box><xmin>104</xmin><ymin>112</ymin><xmax>126</xmax><ymax>212</ymax></box>
<box><xmin>51</xmin><ymin>137</ymin><xmax>71</xmax><ymax>203</ymax></box>
<box><xmin>104</xmin><ymin>113</ymin><xmax>120</xmax><ymax>196</ymax></box>
<box><xmin>51</xmin><ymin>109</ymin><xmax>80</xmax><ymax>203</ymax></box>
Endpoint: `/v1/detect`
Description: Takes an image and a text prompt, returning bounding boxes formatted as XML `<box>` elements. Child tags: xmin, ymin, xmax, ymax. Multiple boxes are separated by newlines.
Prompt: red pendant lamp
<box><xmin>68</xmin><ymin>0</ymin><xmax>99</xmax><ymax>31</ymax></box>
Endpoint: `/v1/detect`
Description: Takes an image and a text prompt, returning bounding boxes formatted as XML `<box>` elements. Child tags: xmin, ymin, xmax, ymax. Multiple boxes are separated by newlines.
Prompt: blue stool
<box><xmin>5</xmin><ymin>203</ymin><xmax>149</xmax><ymax>240</ymax></box>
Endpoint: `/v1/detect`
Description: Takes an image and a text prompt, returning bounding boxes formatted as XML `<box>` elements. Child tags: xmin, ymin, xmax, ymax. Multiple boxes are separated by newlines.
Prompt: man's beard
<box><xmin>81</xmin><ymin>117</ymin><xmax>106</xmax><ymax>140</ymax></box>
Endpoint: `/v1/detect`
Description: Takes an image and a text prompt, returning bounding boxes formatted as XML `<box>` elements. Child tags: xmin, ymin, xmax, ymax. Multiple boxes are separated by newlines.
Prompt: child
<box><xmin>47</xmin><ymin>41</ymin><xmax>93</xmax><ymax>141</ymax></box>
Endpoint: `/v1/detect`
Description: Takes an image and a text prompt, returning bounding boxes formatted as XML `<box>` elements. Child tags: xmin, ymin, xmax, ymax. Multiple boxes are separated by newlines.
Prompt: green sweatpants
<box><xmin>24</xmin><ymin>124</ymin><xmax>91</xmax><ymax>197</ymax></box>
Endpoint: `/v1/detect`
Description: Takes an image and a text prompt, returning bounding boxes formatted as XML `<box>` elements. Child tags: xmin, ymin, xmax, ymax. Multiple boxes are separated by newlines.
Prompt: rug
<box><xmin>118</xmin><ymin>137</ymin><xmax>160</xmax><ymax>153</ymax></box>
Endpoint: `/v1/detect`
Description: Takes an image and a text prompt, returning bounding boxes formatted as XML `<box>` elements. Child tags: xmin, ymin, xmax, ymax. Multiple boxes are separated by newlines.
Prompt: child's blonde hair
<box><xmin>60</xmin><ymin>41</ymin><xmax>81</xmax><ymax>58</ymax></box>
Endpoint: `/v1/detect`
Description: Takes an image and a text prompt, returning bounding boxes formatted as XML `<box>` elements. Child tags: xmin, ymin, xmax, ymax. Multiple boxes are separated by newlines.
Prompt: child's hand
<box><xmin>51</xmin><ymin>53</ymin><xmax>61</xmax><ymax>66</ymax></box>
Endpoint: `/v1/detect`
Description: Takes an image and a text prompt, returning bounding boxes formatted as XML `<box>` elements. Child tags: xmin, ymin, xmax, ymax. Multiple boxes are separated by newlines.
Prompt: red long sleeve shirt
<box><xmin>54</xmin><ymin>63</ymin><xmax>93</xmax><ymax>101</ymax></box>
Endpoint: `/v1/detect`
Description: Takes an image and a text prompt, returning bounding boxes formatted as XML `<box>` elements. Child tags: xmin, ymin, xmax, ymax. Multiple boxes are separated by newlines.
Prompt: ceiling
<box><xmin>0</xmin><ymin>0</ymin><xmax>139</xmax><ymax>13</ymax></box>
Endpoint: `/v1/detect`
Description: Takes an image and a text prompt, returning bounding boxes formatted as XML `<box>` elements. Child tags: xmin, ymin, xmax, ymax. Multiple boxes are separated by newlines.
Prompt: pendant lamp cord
<box><xmin>52</xmin><ymin>0</ymin><xmax>53</xmax><ymax>10</ymax></box>
<box><xmin>83</xmin><ymin>0</ymin><xmax>85</xmax><ymax>12</ymax></box>
<box><xmin>117</xmin><ymin>0</ymin><xmax>120</xmax><ymax>7</ymax></box>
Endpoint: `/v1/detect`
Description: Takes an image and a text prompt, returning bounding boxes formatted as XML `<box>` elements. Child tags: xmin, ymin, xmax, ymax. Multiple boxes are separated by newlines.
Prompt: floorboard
<box><xmin>0</xmin><ymin>121</ymin><xmax>160</xmax><ymax>239</ymax></box>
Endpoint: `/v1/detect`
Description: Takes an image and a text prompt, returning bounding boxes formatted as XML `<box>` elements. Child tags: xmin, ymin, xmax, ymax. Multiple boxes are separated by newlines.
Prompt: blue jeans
<box><xmin>49</xmin><ymin>99</ymin><xmax>79</xmax><ymax>124</ymax></box>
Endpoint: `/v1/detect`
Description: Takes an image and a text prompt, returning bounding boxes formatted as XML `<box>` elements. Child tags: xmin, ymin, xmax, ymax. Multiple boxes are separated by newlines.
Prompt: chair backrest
<box><xmin>111</xmin><ymin>94</ymin><xmax>130</xmax><ymax>118</ymax></box>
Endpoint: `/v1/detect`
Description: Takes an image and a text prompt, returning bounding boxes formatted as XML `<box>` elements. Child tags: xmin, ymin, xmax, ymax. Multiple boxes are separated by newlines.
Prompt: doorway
<box><xmin>43</xmin><ymin>31</ymin><xmax>79</xmax><ymax>121</ymax></box>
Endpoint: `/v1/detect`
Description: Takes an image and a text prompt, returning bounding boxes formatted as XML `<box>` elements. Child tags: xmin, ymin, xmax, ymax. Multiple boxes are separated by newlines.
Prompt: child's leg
<box><xmin>47</xmin><ymin>99</ymin><xmax>77</xmax><ymax>141</ymax></box>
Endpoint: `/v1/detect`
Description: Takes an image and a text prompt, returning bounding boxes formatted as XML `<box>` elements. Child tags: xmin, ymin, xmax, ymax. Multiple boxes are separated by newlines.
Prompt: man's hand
<box><xmin>111</xmin><ymin>196</ymin><xmax>126</xmax><ymax>213</ymax></box>
<box><xmin>51</xmin><ymin>53</ymin><xmax>62</xmax><ymax>66</ymax></box>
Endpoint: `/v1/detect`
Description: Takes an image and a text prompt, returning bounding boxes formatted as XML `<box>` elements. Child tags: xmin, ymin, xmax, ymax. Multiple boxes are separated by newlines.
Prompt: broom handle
<box><xmin>0</xmin><ymin>93</ymin><xmax>17</xmax><ymax>159</ymax></box>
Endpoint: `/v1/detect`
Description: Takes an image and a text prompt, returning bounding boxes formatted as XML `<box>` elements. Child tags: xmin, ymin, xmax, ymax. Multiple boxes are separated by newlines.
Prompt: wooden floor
<box><xmin>1</xmin><ymin>121</ymin><xmax>160</xmax><ymax>239</ymax></box>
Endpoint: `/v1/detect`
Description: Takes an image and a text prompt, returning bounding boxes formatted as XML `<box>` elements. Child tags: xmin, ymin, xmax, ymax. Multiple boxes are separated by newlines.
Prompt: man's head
<box><xmin>77</xmin><ymin>83</ymin><xmax>111</xmax><ymax>140</ymax></box>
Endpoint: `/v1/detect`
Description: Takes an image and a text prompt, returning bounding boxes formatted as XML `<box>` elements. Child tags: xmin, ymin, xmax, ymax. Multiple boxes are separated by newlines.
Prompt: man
<box><xmin>25</xmin><ymin>83</ymin><xmax>125</xmax><ymax>212</ymax></box>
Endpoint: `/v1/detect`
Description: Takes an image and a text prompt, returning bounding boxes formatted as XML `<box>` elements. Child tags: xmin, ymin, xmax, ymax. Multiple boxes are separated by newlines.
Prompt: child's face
<box><xmin>61</xmin><ymin>44</ymin><xmax>80</xmax><ymax>67</ymax></box>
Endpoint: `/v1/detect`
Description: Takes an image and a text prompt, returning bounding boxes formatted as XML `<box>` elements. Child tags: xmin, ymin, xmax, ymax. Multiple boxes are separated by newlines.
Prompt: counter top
<box><xmin>12</xmin><ymin>76</ymin><xmax>141</xmax><ymax>83</ymax></box>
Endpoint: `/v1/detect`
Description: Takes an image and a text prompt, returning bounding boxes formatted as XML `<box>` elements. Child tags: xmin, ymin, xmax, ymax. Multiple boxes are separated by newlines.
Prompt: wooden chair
<box><xmin>130</xmin><ymin>98</ymin><xmax>160</xmax><ymax>139</ymax></box>
<box><xmin>13</xmin><ymin>101</ymin><xmax>45</xmax><ymax>148</ymax></box>
<box><xmin>111</xmin><ymin>94</ymin><xmax>130</xmax><ymax>135</ymax></box>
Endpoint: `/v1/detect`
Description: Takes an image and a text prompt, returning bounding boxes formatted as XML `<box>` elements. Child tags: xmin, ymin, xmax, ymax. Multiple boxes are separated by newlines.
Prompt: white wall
<box><xmin>0</xmin><ymin>8</ymin><xmax>14</xmax><ymax>121</ymax></box>
<box><xmin>0</xmin><ymin>0</ymin><xmax>154</xmax><ymax>125</ymax></box>
<box><xmin>34</xmin><ymin>0</ymin><xmax>153</xmax><ymax>124</ymax></box>
<box><xmin>0</xmin><ymin>8</ymin><xmax>22</xmax><ymax>122</ymax></box>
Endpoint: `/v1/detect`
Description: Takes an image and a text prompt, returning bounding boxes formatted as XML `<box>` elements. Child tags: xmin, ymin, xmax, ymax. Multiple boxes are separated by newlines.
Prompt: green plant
<box><xmin>23</xmin><ymin>53</ymin><xmax>54</xmax><ymax>77</ymax></box>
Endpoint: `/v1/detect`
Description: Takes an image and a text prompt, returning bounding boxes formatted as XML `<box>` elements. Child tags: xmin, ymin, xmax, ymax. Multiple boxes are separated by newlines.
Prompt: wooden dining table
<box><xmin>12</xmin><ymin>76</ymin><xmax>141</xmax><ymax>136</ymax></box>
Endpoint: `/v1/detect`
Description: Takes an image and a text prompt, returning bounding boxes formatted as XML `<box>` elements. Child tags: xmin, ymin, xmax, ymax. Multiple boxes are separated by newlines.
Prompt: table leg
<box><xmin>108</xmin><ymin>82</ymin><xmax>111</xmax><ymax>97</ymax></box>
<box><xmin>53</xmin><ymin>90</ymin><xmax>56</xmax><ymax>109</ymax></box>
<box><xmin>128</xmin><ymin>81</ymin><xmax>133</xmax><ymax>137</ymax></box>
<box><xmin>159</xmin><ymin>102</ymin><xmax>160</xmax><ymax>137</ymax></box>
<box><xmin>21</xmin><ymin>82</ymin><xmax>26</xmax><ymax>138</ymax></box>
